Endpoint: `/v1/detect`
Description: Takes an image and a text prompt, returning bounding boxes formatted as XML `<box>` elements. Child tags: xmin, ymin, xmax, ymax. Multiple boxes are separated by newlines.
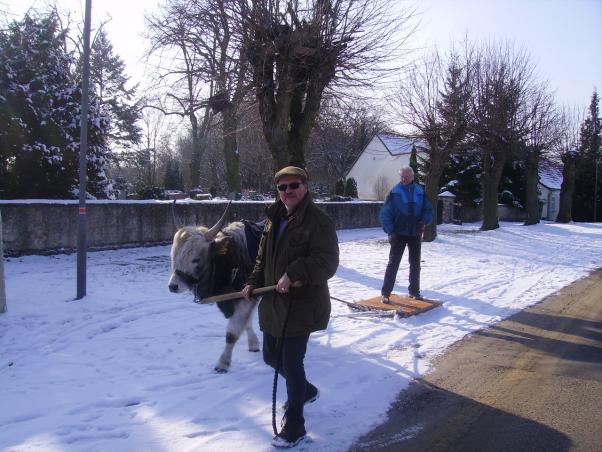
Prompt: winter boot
<box><xmin>272</xmin><ymin>419</ymin><xmax>307</xmax><ymax>448</ymax></box>
<box><xmin>282</xmin><ymin>383</ymin><xmax>319</xmax><ymax>411</ymax></box>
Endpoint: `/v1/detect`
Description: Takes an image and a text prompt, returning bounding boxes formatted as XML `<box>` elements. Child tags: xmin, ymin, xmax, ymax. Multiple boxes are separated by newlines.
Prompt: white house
<box><xmin>346</xmin><ymin>134</ymin><xmax>425</xmax><ymax>200</ymax></box>
<box><xmin>538</xmin><ymin>164</ymin><xmax>563</xmax><ymax>221</ymax></box>
<box><xmin>348</xmin><ymin>134</ymin><xmax>564</xmax><ymax>221</ymax></box>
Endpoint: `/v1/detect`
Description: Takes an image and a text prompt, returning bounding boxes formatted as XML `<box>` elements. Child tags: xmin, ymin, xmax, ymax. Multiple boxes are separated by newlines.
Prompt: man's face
<box><xmin>277</xmin><ymin>175</ymin><xmax>308</xmax><ymax>211</ymax></box>
<box><xmin>400</xmin><ymin>169</ymin><xmax>414</xmax><ymax>185</ymax></box>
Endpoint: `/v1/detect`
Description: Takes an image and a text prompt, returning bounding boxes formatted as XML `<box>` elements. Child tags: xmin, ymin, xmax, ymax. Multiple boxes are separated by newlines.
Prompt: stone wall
<box><xmin>0</xmin><ymin>200</ymin><xmax>384</xmax><ymax>256</ymax></box>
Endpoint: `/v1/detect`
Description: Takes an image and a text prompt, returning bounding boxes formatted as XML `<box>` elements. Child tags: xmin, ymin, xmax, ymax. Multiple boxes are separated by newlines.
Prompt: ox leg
<box><xmin>246</xmin><ymin>301</ymin><xmax>260</xmax><ymax>352</ymax></box>
<box><xmin>215</xmin><ymin>299</ymin><xmax>258</xmax><ymax>373</ymax></box>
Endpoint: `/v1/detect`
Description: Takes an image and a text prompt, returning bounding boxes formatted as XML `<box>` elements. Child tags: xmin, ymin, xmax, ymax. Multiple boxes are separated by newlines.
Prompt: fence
<box><xmin>0</xmin><ymin>200</ymin><xmax>384</xmax><ymax>256</ymax></box>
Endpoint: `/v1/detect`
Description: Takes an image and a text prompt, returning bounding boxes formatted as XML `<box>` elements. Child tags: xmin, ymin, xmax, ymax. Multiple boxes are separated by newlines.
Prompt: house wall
<box><xmin>538</xmin><ymin>184</ymin><xmax>560</xmax><ymax>220</ymax></box>
<box><xmin>347</xmin><ymin>137</ymin><xmax>412</xmax><ymax>200</ymax></box>
<box><xmin>539</xmin><ymin>184</ymin><xmax>551</xmax><ymax>219</ymax></box>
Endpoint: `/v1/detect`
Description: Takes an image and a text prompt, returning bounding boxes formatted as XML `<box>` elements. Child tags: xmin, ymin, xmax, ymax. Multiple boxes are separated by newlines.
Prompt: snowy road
<box><xmin>1</xmin><ymin>221</ymin><xmax>601</xmax><ymax>451</ymax></box>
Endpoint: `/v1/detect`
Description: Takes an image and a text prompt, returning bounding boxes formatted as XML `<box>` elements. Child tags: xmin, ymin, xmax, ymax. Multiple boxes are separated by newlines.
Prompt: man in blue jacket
<box><xmin>380</xmin><ymin>166</ymin><xmax>433</xmax><ymax>303</ymax></box>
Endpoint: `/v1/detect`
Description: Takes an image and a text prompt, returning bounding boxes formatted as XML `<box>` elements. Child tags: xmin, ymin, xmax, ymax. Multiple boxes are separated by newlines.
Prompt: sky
<box><xmin>1</xmin><ymin>220</ymin><xmax>601</xmax><ymax>450</ymax></box>
<box><xmin>3</xmin><ymin>0</ymin><xmax>601</xmax><ymax>109</ymax></box>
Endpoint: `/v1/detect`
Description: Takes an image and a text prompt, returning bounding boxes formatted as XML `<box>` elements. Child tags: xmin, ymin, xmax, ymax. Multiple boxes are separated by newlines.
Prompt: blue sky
<box><xmin>5</xmin><ymin>0</ymin><xmax>602</xmax><ymax>108</ymax></box>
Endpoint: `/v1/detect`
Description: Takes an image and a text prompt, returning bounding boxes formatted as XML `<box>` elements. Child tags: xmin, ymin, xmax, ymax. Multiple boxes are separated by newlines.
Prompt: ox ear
<box><xmin>214</xmin><ymin>235</ymin><xmax>231</xmax><ymax>256</ymax></box>
<box><xmin>204</xmin><ymin>201</ymin><xmax>232</xmax><ymax>241</ymax></box>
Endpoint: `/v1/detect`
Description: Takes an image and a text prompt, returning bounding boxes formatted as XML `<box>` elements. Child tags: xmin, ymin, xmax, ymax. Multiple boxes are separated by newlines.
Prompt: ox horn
<box><xmin>204</xmin><ymin>201</ymin><xmax>232</xmax><ymax>241</ymax></box>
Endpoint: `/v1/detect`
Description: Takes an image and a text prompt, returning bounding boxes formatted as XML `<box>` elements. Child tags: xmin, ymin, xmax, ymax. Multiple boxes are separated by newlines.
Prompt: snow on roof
<box><xmin>377</xmin><ymin>134</ymin><xmax>418</xmax><ymax>156</ymax></box>
<box><xmin>539</xmin><ymin>164</ymin><xmax>563</xmax><ymax>190</ymax></box>
<box><xmin>438</xmin><ymin>191</ymin><xmax>456</xmax><ymax>198</ymax></box>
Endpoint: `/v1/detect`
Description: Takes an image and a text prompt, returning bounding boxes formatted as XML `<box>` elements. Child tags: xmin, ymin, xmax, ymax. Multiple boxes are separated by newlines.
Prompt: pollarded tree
<box><xmin>240</xmin><ymin>0</ymin><xmax>417</xmax><ymax>169</ymax></box>
<box><xmin>520</xmin><ymin>83</ymin><xmax>558</xmax><ymax>225</ymax></box>
<box><xmin>555</xmin><ymin>106</ymin><xmax>581</xmax><ymax>223</ymax></box>
<box><xmin>0</xmin><ymin>11</ymin><xmax>113</xmax><ymax>199</ymax></box>
<box><xmin>470</xmin><ymin>42</ymin><xmax>535</xmax><ymax>230</ymax></box>
<box><xmin>389</xmin><ymin>47</ymin><xmax>472</xmax><ymax>241</ymax></box>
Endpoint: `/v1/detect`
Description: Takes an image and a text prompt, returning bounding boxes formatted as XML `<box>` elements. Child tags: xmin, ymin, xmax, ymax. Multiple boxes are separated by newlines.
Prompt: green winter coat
<box><xmin>248</xmin><ymin>194</ymin><xmax>339</xmax><ymax>337</ymax></box>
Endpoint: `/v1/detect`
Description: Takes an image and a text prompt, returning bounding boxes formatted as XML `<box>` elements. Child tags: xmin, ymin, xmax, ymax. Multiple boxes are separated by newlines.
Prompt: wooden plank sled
<box><xmin>356</xmin><ymin>294</ymin><xmax>442</xmax><ymax>318</ymax></box>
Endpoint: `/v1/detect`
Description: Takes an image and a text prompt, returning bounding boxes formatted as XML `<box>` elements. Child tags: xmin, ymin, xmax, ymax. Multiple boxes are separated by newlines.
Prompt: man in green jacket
<box><xmin>242</xmin><ymin>166</ymin><xmax>339</xmax><ymax>448</ymax></box>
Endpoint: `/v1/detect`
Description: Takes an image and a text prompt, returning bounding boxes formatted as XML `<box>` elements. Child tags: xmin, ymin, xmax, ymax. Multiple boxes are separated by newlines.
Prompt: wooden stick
<box><xmin>199</xmin><ymin>285</ymin><xmax>277</xmax><ymax>304</ymax></box>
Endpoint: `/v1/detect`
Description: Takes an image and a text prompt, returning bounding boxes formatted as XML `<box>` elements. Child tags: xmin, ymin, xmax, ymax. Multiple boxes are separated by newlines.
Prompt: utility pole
<box><xmin>76</xmin><ymin>0</ymin><xmax>92</xmax><ymax>300</ymax></box>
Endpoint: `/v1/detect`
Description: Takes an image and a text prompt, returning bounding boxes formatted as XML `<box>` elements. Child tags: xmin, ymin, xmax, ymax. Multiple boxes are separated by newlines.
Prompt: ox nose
<box><xmin>169</xmin><ymin>283</ymin><xmax>178</xmax><ymax>293</ymax></box>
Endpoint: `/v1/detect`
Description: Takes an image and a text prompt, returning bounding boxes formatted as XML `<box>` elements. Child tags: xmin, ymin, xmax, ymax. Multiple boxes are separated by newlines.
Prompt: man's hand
<box><xmin>276</xmin><ymin>273</ymin><xmax>292</xmax><ymax>294</ymax></box>
<box><xmin>416</xmin><ymin>221</ymin><xmax>425</xmax><ymax>234</ymax></box>
<box><xmin>242</xmin><ymin>284</ymin><xmax>255</xmax><ymax>300</ymax></box>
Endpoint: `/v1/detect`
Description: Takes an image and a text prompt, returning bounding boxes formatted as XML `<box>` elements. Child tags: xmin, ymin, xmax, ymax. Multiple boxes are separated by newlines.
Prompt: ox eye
<box><xmin>192</xmin><ymin>258</ymin><xmax>200</xmax><ymax>264</ymax></box>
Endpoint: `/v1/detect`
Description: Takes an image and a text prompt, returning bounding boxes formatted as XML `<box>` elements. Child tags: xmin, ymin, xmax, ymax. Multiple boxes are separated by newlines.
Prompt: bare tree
<box><xmin>389</xmin><ymin>46</ymin><xmax>472</xmax><ymax>240</ymax></box>
<box><xmin>555</xmin><ymin>106</ymin><xmax>581</xmax><ymax>223</ymax></box>
<box><xmin>238</xmin><ymin>100</ymin><xmax>274</xmax><ymax>192</ymax></box>
<box><xmin>145</xmin><ymin>3</ymin><xmax>215</xmax><ymax>191</ymax></box>
<box><xmin>307</xmin><ymin>99</ymin><xmax>389</xmax><ymax>186</ymax></box>
<box><xmin>470</xmin><ymin>42</ymin><xmax>535</xmax><ymax>230</ymax></box>
<box><xmin>240</xmin><ymin>0</ymin><xmax>417</xmax><ymax>169</ymax></box>
<box><xmin>521</xmin><ymin>83</ymin><xmax>558</xmax><ymax>225</ymax></box>
<box><xmin>146</xmin><ymin>0</ymin><xmax>252</xmax><ymax>195</ymax></box>
<box><xmin>119</xmin><ymin>109</ymin><xmax>174</xmax><ymax>191</ymax></box>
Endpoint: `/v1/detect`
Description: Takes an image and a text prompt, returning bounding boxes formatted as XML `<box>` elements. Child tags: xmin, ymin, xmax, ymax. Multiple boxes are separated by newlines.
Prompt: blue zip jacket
<box><xmin>380</xmin><ymin>182</ymin><xmax>434</xmax><ymax>236</ymax></box>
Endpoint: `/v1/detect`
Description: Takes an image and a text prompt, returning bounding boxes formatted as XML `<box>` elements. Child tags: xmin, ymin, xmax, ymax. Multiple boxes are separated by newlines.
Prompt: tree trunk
<box><xmin>423</xmin><ymin>154</ymin><xmax>446</xmax><ymax>242</ymax></box>
<box><xmin>523</xmin><ymin>149</ymin><xmax>541</xmax><ymax>225</ymax></box>
<box><xmin>481</xmin><ymin>148</ymin><xmax>506</xmax><ymax>230</ymax></box>
<box><xmin>222</xmin><ymin>107</ymin><xmax>241</xmax><ymax>195</ymax></box>
<box><xmin>1</xmin><ymin>210</ymin><xmax>6</xmax><ymax>313</ymax></box>
<box><xmin>556</xmin><ymin>154</ymin><xmax>576</xmax><ymax>223</ymax></box>
<box><xmin>188</xmin><ymin>114</ymin><xmax>201</xmax><ymax>190</ymax></box>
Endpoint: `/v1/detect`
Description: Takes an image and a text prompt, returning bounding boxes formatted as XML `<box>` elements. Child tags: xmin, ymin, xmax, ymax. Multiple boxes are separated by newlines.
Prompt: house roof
<box><xmin>539</xmin><ymin>164</ymin><xmax>563</xmax><ymax>190</ymax></box>
<box><xmin>377</xmin><ymin>134</ymin><xmax>417</xmax><ymax>156</ymax></box>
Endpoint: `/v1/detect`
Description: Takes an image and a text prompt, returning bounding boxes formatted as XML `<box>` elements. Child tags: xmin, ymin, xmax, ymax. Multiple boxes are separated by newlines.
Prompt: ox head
<box><xmin>168</xmin><ymin>202</ymin><xmax>234</xmax><ymax>300</ymax></box>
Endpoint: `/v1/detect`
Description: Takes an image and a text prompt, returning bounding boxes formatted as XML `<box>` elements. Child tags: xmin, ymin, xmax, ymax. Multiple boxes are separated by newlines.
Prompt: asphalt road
<box><xmin>350</xmin><ymin>269</ymin><xmax>602</xmax><ymax>452</ymax></box>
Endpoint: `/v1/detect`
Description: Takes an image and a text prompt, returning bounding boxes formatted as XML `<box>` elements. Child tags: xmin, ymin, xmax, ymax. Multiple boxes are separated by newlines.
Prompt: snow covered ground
<box><xmin>1</xmin><ymin>221</ymin><xmax>601</xmax><ymax>451</ymax></box>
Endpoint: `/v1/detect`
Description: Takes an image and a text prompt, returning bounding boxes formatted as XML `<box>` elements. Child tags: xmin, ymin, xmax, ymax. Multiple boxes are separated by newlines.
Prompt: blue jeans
<box><xmin>263</xmin><ymin>332</ymin><xmax>311</xmax><ymax>425</ymax></box>
<box><xmin>381</xmin><ymin>233</ymin><xmax>422</xmax><ymax>297</ymax></box>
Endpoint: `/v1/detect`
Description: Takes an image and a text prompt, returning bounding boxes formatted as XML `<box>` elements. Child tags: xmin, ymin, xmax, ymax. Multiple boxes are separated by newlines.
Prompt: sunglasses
<box><xmin>277</xmin><ymin>182</ymin><xmax>303</xmax><ymax>191</ymax></box>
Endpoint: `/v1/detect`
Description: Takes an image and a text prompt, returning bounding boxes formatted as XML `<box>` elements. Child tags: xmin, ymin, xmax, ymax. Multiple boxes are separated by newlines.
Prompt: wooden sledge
<box><xmin>355</xmin><ymin>294</ymin><xmax>442</xmax><ymax>318</ymax></box>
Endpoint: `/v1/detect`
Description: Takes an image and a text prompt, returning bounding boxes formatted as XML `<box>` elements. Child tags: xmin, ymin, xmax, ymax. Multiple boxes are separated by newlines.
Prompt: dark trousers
<box><xmin>263</xmin><ymin>332</ymin><xmax>311</xmax><ymax>425</ymax></box>
<box><xmin>381</xmin><ymin>234</ymin><xmax>422</xmax><ymax>297</ymax></box>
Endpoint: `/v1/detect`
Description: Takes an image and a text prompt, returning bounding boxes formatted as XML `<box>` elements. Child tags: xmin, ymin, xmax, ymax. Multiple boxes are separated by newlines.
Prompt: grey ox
<box><xmin>168</xmin><ymin>204</ymin><xmax>261</xmax><ymax>372</ymax></box>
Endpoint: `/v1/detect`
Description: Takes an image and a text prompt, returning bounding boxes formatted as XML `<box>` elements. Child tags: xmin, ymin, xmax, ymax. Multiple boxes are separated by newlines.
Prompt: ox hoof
<box><xmin>214</xmin><ymin>367</ymin><xmax>229</xmax><ymax>374</ymax></box>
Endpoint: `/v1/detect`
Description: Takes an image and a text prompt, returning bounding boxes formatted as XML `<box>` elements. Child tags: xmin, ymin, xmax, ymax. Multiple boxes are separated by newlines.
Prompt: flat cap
<box><xmin>274</xmin><ymin>166</ymin><xmax>309</xmax><ymax>183</ymax></box>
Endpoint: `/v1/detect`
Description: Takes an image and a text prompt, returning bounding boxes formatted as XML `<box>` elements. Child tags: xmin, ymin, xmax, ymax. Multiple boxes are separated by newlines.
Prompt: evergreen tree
<box><xmin>344</xmin><ymin>177</ymin><xmax>358</xmax><ymax>198</ymax></box>
<box><xmin>440</xmin><ymin>149</ymin><xmax>482</xmax><ymax>206</ymax></box>
<box><xmin>499</xmin><ymin>157</ymin><xmax>525</xmax><ymax>208</ymax></box>
<box><xmin>573</xmin><ymin>89</ymin><xmax>601</xmax><ymax>221</ymax></box>
<box><xmin>334</xmin><ymin>179</ymin><xmax>345</xmax><ymax>196</ymax></box>
<box><xmin>0</xmin><ymin>11</ymin><xmax>113</xmax><ymax>199</ymax></box>
<box><xmin>409</xmin><ymin>145</ymin><xmax>419</xmax><ymax>175</ymax></box>
<box><xmin>163</xmin><ymin>156</ymin><xmax>183</xmax><ymax>190</ymax></box>
<box><xmin>88</xmin><ymin>28</ymin><xmax>141</xmax><ymax>149</ymax></box>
